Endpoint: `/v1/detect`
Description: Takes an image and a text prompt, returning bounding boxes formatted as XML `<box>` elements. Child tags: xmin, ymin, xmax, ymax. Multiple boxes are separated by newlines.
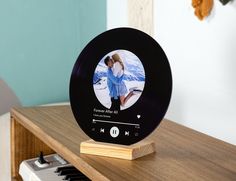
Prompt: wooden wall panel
<box><xmin>128</xmin><ymin>0</ymin><xmax>154</xmax><ymax>36</ymax></box>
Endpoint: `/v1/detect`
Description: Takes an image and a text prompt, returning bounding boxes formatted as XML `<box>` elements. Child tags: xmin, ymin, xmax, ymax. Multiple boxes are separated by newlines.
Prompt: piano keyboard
<box><xmin>55</xmin><ymin>165</ymin><xmax>90</xmax><ymax>181</ymax></box>
<box><xmin>19</xmin><ymin>154</ymin><xmax>91</xmax><ymax>181</ymax></box>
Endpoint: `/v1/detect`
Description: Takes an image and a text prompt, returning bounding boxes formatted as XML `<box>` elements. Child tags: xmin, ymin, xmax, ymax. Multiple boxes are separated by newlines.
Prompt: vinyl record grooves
<box><xmin>70</xmin><ymin>28</ymin><xmax>172</xmax><ymax>145</ymax></box>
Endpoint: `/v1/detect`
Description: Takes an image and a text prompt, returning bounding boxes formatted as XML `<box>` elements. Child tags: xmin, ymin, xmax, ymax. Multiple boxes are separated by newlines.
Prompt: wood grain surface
<box><xmin>128</xmin><ymin>0</ymin><xmax>153</xmax><ymax>36</ymax></box>
<box><xmin>11</xmin><ymin>116</ymin><xmax>54</xmax><ymax>181</ymax></box>
<box><xmin>80</xmin><ymin>139</ymin><xmax>155</xmax><ymax>160</ymax></box>
<box><xmin>11</xmin><ymin>106</ymin><xmax>236</xmax><ymax>181</ymax></box>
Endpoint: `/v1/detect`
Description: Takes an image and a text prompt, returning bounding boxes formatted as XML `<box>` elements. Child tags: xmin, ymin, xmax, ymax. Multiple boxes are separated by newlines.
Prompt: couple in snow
<box><xmin>104</xmin><ymin>53</ymin><xmax>134</xmax><ymax>111</ymax></box>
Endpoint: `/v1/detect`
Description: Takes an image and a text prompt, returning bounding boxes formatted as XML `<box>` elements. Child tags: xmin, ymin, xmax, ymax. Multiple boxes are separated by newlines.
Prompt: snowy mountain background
<box><xmin>93</xmin><ymin>50</ymin><xmax>145</xmax><ymax>110</ymax></box>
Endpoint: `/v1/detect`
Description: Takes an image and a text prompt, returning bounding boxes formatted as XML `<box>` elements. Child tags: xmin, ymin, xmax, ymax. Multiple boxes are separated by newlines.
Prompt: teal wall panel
<box><xmin>0</xmin><ymin>0</ymin><xmax>106</xmax><ymax>106</ymax></box>
<box><xmin>78</xmin><ymin>0</ymin><xmax>107</xmax><ymax>49</ymax></box>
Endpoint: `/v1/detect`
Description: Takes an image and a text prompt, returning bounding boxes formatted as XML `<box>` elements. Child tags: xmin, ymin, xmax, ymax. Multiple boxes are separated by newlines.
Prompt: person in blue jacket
<box><xmin>104</xmin><ymin>56</ymin><xmax>135</xmax><ymax>111</ymax></box>
<box><xmin>104</xmin><ymin>56</ymin><xmax>123</xmax><ymax>111</ymax></box>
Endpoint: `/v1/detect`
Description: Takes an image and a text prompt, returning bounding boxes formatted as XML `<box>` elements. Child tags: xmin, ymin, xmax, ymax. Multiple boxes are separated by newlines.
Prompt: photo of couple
<box><xmin>93</xmin><ymin>50</ymin><xmax>145</xmax><ymax>111</ymax></box>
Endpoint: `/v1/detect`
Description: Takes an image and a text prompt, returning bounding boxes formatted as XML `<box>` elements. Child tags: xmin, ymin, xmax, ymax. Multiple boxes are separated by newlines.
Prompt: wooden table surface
<box><xmin>11</xmin><ymin>105</ymin><xmax>236</xmax><ymax>181</ymax></box>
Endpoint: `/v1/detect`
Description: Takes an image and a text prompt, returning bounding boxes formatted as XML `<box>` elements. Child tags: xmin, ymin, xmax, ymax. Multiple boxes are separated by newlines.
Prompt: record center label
<box><xmin>93</xmin><ymin>49</ymin><xmax>145</xmax><ymax>111</ymax></box>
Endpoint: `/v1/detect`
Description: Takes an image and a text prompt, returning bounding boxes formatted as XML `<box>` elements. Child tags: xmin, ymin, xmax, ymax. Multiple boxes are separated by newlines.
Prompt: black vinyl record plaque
<box><xmin>70</xmin><ymin>28</ymin><xmax>172</xmax><ymax>145</ymax></box>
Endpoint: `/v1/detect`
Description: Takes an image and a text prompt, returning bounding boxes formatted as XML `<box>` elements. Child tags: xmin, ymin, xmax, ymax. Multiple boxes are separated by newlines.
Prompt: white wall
<box><xmin>154</xmin><ymin>0</ymin><xmax>236</xmax><ymax>145</ymax></box>
<box><xmin>0</xmin><ymin>113</ymin><xmax>10</xmax><ymax>181</ymax></box>
<box><xmin>107</xmin><ymin>0</ymin><xmax>127</xmax><ymax>29</ymax></box>
<box><xmin>107</xmin><ymin>0</ymin><xmax>236</xmax><ymax>145</ymax></box>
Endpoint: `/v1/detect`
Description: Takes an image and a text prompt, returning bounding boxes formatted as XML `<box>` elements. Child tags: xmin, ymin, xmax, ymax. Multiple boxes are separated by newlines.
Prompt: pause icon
<box><xmin>110</xmin><ymin>126</ymin><xmax>119</xmax><ymax>138</ymax></box>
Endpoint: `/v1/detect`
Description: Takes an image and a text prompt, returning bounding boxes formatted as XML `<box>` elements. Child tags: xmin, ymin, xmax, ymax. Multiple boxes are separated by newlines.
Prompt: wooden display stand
<box><xmin>80</xmin><ymin>139</ymin><xmax>155</xmax><ymax>160</ymax></box>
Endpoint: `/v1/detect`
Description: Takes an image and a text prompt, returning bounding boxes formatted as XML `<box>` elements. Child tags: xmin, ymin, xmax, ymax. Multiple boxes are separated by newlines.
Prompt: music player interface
<box><xmin>91</xmin><ymin>50</ymin><xmax>145</xmax><ymax>140</ymax></box>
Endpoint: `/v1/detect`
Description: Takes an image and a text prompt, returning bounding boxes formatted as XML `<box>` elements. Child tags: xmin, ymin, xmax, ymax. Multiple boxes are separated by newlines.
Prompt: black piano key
<box><xmin>62</xmin><ymin>172</ymin><xmax>85</xmax><ymax>179</ymax></box>
<box><xmin>63</xmin><ymin>173</ymin><xmax>89</xmax><ymax>180</ymax></box>
<box><xmin>68</xmin><ymin>177</ymin><xmax>90</xmax><ymax>181</ymax></box>
<box><xmin>55</xmin><ymin>166</ymin><xmax>76</xmax><ymax>173</ymax></box>
<box><xmin>58</xmin><ymin>169</ymin><xmax>82</xmax><ymax>176</ymax></box>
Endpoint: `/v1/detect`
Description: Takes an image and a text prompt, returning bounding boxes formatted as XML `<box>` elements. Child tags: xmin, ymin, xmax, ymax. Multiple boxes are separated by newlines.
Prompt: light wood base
<box><xmin>80</xmin><ymin>139</ymin><xmax>155</xmax><ymax>160</ymax></box>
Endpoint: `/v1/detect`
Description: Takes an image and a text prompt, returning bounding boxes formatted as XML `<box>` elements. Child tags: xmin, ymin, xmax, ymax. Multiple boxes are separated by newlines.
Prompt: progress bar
<box><xmin>92</xmin><ymin>119</ymin><xmax>140</xmax><ymax>127</ymax></box>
